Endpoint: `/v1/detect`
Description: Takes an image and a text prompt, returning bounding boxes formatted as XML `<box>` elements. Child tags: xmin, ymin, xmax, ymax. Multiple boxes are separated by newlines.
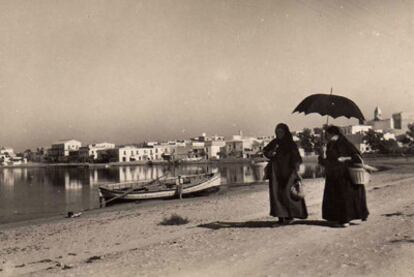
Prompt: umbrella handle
<box><xmin>326</xmin><ymin>87</ymin><xmax>333</xmax><ymax>126</ymax></box>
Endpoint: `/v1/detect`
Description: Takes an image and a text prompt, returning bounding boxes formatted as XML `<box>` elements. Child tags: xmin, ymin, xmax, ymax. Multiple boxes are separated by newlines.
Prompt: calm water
<box><xmin>0</xmin><ymin>163</ymin><xmax>324</xmax><ymax>224</ymax></box>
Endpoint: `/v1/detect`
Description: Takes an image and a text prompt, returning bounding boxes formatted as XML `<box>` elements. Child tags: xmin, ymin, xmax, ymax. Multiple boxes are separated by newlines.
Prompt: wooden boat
<box><xmin>98</xmin><ymin>173</ymin><xmax>221</xmax><ymax>201</ymax></box>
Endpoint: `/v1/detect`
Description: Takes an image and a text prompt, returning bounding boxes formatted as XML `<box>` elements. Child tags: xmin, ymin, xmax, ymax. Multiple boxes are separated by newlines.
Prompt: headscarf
<box><xmin>275</xmin><ymin>123</ymin><xmax>297</xmax><ymax>153</ymax></box>
<box><xmin>326</xmin><ymin>125</ymin><xmax>361</xmax><ymax>155</ymax></box>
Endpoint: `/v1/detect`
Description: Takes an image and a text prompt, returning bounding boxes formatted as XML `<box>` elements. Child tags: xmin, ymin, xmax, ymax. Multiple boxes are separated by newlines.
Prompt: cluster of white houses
<box><xmin>39</xmin><ymin>132</ymin><xmax>277</xmax><ymax>163</ymax></box>
<box><xmin>2</xmin><ymin>108</ymin><xmax>413</xmax><ymax>165</ymax></box>
<box><xmin>340</xmin><ymin>108</ymin><xmax>414</xmax><ymax>153</ymax></box>
<box><xmin>0</xmin><ymin>147</ymin><xmax>27</xmax><ymax>166</ymax></box>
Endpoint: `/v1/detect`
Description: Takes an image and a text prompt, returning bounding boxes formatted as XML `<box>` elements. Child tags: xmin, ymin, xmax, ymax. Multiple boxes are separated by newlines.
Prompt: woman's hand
<box><xmin>338</xmin><ymin>156</ymin><xmax>352</xmax><ymax>162</ymax></box>
<box><xmin>320</xmin><ymin>145</ymin><xmax>327</xmax><ymax>159</ymax></box>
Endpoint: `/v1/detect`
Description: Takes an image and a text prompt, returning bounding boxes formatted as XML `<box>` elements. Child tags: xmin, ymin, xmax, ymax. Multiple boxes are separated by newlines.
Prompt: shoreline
<box><xmin>0</xmin><ymin>157</ymin><xmax>401</xmax><ymax>226</ymax></box>
<box><xmin>0</xmin><ymin>180</ymin><xmax>270</xmax><ymax>230</ymax></box>
<box><xmin>2</xmin><ymin>155</ymin><xmax>413</xmax><ymax>169</ymax></box>
<box><xmin>0</xmin><ymin>155</ymin><xmax>320</xmax><ymax>169</ymax></box>
<box><xmin>0</xmin><ymin>159</ymin><xmax>413</xmax><ymax>276</ymax></box>
<box><xmin>0</xmin><ymin>179</ymin><xmax>272</xmax><ymax>228</ymax></box>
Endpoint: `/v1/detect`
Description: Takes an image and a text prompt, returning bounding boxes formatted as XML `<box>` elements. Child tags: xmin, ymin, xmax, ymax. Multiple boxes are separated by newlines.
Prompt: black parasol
<box><xmin>292</xmin><ymin>91</ymin><xmax>365</xmax><ymax>123</ymax></box>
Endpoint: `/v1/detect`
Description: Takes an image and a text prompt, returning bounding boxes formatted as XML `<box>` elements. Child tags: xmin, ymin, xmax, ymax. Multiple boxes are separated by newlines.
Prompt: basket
<box><xmin>290</xmin><ymin>179</ymin><xmax>305</xmax><ymax>200</ymax></box>
<box><xmin>348</xmin><ymin>167</ymin><xmax>370</xmax><ymax>185</ymax></box>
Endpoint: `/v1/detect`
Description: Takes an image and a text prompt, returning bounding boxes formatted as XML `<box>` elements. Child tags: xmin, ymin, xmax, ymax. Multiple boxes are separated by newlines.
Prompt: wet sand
<box><xmin>1</xmin><ymin>159</ymin><xmax>413</xmax><ymax>276</ymax></box>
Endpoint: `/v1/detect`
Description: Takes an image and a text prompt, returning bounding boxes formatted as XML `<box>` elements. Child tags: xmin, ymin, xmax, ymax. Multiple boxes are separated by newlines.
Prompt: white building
<box><xmin>205</xmin><ymin>140</ymin><xmax>226</xmax><ymax>159</ymax></box>
<box><xmin>339</xmin><ymin>125</ymin><xmax>373</xmax><ymax>154</ymax></box>
<box><xmin>345</xmin><ymin>134</ymin><xmax>372</xmax><ymax>153</ymax></box>
<box><xmin>153</xmin><ymin>144</ymin><xmax>176</xmax><ymax>160</ymax></box>
<box><xmin>392</xmin><ymin>111</ymin><xmax>414</xmax><ymax>132</ymax></box>
<box><xmin>103</xmin><ymin>144</ymin><xmax>175</xmax><ymax>163</ymax></box>
<box><xmin>222</xmin><ymin>134</ymin><xmax>259</xmax><ymax>159</ymax></box>
<box><xmin>79</xmin><ymin>142</ymin><xmax>115</xmax><ymax>161</ymax></box>
<box><xmin>46</xmin><ymin>139</ymin><xmax>82</xmax><ymax>162</ymax></box>
<box><xmin>0</xmin><ymin>147</ymin><xmax>27</xmax><ymax>166</ymax></box>
<box><xmin>383</xmin><ymin>132</ymin><xmax>397</xmax><ymax>141</ymax></box>
<box><xmin>341</xmin><ymin>125</ymin><xmax>372</xmax><ymax>135</ymax></box>
<box><xmin>167</xmin><ymin>140</ymin><xmax>187</xmax><ymax>147</ymax></box>
<box><xmin>365</xmin><ymin>106</ymin><xmax>414</xmax><ymax>135</ymax></box>
<box><xmin>104</xmin><ymin>146</ymin><xmax>144</xmax><ymax>162</ymax></box>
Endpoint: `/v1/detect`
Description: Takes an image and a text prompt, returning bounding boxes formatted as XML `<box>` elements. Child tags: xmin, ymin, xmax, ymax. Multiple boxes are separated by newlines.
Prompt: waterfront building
<box><xmin>256</xmin><ymin>135</ymin><xmax>275</xmax><ymax>145</ymax></box>
<box><xmin>191</xmin><ymin>133</ymin><xmax>208</xmax><ymax>142</ymax></box>
<box><xmin>392</xmin><ymin>111</ymin><xmax>414</xmax><ymax>132</ymax></box>
<box><xmin>101</xmin><ymin>144</ymin><xmax>175</xmax><ymax>162</ymax></box>
<box><xmin>166</xmin><ymin>140</ymin><xmax>187</xmax><ymax>147</ymax></box>
<box><xmin>47</xmin><ymin>139</ymin><xmax>82</xmax><ymax>162</ymax></box>
<box><xmin>191</xmin><ymin>133</ymin><xmax>225</xmax><ymax>142</ymax></box>
<box><xmin>221</xmin><ymin>133</ymin><xmax>259</xmax><ymax>159</ymax></box>
<box><xmin>0</xmin><ymin>147</ymin><xmax>14</xmax><ymax>156</ymax></box>
<box><xmin>341</xmin><ymin>125</ymin><xmax>373</xmax><ymax>136</ymax></box>
<box><xmin>103</xmin><ymin>146</ymin><xmax>145</xmax><ymax>162</ymax></box>
<box><xmin>24</xmin><ymin>147</ymin><xmax>47</xmax><ymax>162</ymax></box>
<box><xmin>339</xmin><ymin>125</ymin><xmax>373</xmax><ymax>153</ymax></box>
<box><xmin>173</xmin><ymin>144</ymin><xmax>194</xmax><ymax>160</ymax></box>
<box><xmin>145</xmin><ymin>141</ymin><xmax>159</xmax><ymax>147</ymax></box>
<box><xmin>173</xmin><ymin>141</ymin><xmax>205</xmax><ymax>161</ymax></box>
<box><xmin>344</xmin><ymin>134</ymin><xmax>372</xmax><ymax>153</ymax></box>
<box><xmin>152</xmin><ymin>144</ymin><xmax>176</xmax><ymax>160</ymax></box>
<box><xmin>78</xmin><ymin>142</ymin><xmax>115</xmax><ymax>162</ymax></box>
<box><xmin>209</xmin><ymin>135</ymin><xmax>225</xmax><ymax>141</ymax></box>
<box><xmin>205</xmin><ymin>140</ymin><xmax>226</xmax><ymax>159</ymax></box>
<box><xmin>365</xmin><ymin>106</ymin><xmax>414</xmax><ymax>135</ymax></box>
<box><xmin>0</xmin><ymin>147</ymin><xmax>27</xmax><ymax>165</ymax></box>
<box><xmin>365</xmin><ymin>106</ymin><xmax>394</xmax><ymax>131</ymax></box>
<box><xmin>344</xmin><ymin>106</ymin><xmax>414</xmax><ymax>152</ymax></box>
<box><xmin>191</xmin><ymin>141</ymin><xmax>205</xmax><ymax>149</ymax></box>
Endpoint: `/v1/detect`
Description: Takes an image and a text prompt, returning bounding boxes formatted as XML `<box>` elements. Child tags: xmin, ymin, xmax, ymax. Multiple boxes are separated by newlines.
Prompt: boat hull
<box><xmin>99</xmin><ymin>174</ymin><xmax>221</xmax><ymax>201</ymax></box>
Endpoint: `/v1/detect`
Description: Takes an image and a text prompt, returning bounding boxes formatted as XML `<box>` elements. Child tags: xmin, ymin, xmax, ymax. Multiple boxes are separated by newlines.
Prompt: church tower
<box><xmin>374</xmin><ymin>106</ymin><xmax>382</xmax><ymax>121</ymax></box>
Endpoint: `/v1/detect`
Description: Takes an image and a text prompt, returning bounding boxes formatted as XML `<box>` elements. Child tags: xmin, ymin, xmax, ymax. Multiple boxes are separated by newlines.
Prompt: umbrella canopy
<box><xmin>292</xmin><ymin>93</ymin><xmax>365</xmax><ymax>122</ymax></box>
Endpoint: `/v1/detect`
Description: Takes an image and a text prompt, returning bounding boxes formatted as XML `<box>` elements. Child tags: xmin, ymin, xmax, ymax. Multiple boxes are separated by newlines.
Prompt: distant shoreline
<box><xmin>0</xmin><ymin>155</ymin><xmax>320</xmax><ymax>169</ymax></box>
<box><xmin>3</xmin><ymin>155</ymin><xmax>414</xmax><ymax>169</ymax></box>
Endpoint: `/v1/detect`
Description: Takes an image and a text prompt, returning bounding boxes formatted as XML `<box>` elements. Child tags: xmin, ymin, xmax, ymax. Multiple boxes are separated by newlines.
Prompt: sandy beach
<box><xmin>1</xmin><ymin>158</ymin><xmax>413</xmax><ymax>277</ymax></box>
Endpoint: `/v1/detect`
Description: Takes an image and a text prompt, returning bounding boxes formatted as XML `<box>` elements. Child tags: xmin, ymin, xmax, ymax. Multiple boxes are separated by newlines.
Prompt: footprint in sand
<box><xmin>389</xmin><ymin>238</ymin><xmax>414</xmax><ymax>244</ymax></box>
<box><xmin>382</xmin><ymin>212</ymin><xmax>404</xmax><ymax>217</ymax></box>
<box><xmin>85</xmin><ymin>256</ymin><xmax>102</xmax><ymax>263</ymax></box>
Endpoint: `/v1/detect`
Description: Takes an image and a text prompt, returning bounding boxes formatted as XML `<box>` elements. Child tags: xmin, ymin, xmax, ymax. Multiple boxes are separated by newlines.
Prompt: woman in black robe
<box><xmin>263</xmin><ymin>123</ymin><xmax>308</xmax><ymax>224</ymax></box>
<box><xmin>318</xmin><ymin>125</ymin><xmax>369</xmax><ymax>227</ymax></box>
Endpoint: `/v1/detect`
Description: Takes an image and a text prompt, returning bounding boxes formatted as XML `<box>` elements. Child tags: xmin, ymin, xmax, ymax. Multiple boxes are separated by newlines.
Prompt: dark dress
<box><xmin>318</xmin><ymin>137</ymin><xmax>369</xmax><ymax>223</ymax></box>
<box><xmin>263</xmin><ymin>139</ymin><xmax>308</xmax><ymax>219</ymax></box>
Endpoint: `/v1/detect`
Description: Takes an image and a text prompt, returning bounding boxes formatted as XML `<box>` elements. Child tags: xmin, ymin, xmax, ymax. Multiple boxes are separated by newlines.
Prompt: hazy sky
<box><xmin>1</xmin><ymin>0</ymin><xmax>414</xmax><ymax>150</ymax></box>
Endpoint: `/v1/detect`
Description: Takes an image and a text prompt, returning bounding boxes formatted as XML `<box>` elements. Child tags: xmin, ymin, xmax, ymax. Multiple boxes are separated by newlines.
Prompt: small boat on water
<box><xmin>98</xmin><ymin>173</ymin><xmax>221</xmax><ymax>202</ymax></box>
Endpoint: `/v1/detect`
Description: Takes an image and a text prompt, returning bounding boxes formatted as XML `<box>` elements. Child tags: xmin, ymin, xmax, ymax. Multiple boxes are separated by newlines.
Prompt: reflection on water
<box><xmin>0</xmin><ymin>163</ymin><xmax>324</xmax><ymax>223</ymax></box>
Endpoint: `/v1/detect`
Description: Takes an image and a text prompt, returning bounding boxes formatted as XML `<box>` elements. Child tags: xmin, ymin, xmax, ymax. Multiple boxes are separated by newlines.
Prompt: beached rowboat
<box><xmin>98</xmin><ymin>173</ymin><xmax>221</xmax><ymax>201</ymax></box>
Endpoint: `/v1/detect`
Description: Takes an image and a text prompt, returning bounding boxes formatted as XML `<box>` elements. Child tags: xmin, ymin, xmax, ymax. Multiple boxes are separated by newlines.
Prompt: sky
<box><xmin>1</xmin><ymin>0</ymin><xmax>414</xmax><ymax>151</ymax></box>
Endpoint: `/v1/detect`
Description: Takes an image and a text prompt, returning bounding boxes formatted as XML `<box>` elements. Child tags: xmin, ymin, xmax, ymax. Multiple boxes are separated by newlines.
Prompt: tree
<box><xmin>364</xmin><ymin>130</ymin><xmax>382</xmax><ymax>152</ymax></box>
<box><xmin>311</xmin><ymin>128</ymin><xmax>324</xmax><ymax>154</ymax></box>
<box><xmin>406</xmin><ymin>123</ymin><xmax>414</xmax><ymax>146</ymax></box>
<box><xmin>380</xmin><ymin>139</ymin><xmax>403</xmax><ymax>154</ymax></box>
<box><xmin>407</xmin><ymin>123</ymin><xmax>414</xmax><ymax>139</ymax></box>
<box><xmin>298</xmin><ymin>128</ymin><xmax>314</xmax><ymax>153</ymax></box>
<box><xmin>297</xmin><ymin>128</ymin><xmax>324</xmax><ymax>154</ymax></box>
<box><xmin>364</xmin><ymin>130</ymin><xmax>403</xmax><ymax>154</ymax></box>
<box><xmin>403</xmin><ymin>123</ymin><xmax>414</xmax><ymax>154</ymax></box>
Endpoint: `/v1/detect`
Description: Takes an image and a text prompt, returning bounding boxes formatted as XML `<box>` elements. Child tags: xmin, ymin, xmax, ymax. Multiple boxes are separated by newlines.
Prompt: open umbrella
<box><xmin>292</xmin><ymin>89</ymin><xmax>365</xmax><ymax>124</ymax></box>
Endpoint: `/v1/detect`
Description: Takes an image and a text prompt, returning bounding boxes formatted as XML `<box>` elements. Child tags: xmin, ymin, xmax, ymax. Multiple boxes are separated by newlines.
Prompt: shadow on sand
<box><xmin>198</xmin><ymin>220</ymin><xmax>337</xmax><ymax>230</ymax></box>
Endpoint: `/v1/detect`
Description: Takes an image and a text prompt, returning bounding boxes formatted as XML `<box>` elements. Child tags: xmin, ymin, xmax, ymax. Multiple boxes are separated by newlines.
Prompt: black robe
<box><xmin>263</xmin><ymin>139</ymin><xmax>308</xmax><ymax>219</ymax></box>
<box><xmin>318</xmin><ymin>136</ymin><xmax>369</xmax><ymax>223</ymax></box>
